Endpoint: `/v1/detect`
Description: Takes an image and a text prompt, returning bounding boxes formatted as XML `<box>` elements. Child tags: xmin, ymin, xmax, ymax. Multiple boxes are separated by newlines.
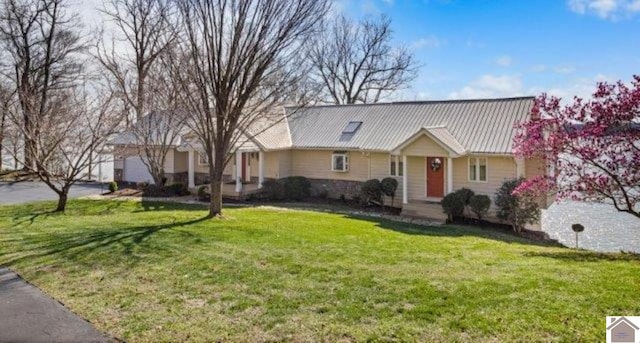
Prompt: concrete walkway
<box><xmin>0</xmin><ymin>268</ymin><xmax>114</xmax><ymax>343</ymax></box>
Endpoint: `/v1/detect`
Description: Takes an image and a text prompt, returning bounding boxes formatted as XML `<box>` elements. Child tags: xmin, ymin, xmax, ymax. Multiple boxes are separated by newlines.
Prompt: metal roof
<box><xmin>275</xmin><ymin>97</ymin><xmax>534</xmax><ymax>154</ymax></box>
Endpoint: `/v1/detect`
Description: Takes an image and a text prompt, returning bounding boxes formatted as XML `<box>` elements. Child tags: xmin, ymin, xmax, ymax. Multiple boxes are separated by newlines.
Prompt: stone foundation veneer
<box><xmin>308</xmin><ymin>178</ymin><xmax>363</xmax><ymax>199</ymax></box>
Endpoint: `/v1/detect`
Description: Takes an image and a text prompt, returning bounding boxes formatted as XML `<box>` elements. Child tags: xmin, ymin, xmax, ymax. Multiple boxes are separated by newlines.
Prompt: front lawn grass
<box><xmin>0</xmin><ymin>199</ymin><xmax>638</xmax><ymax>342</ymax></box>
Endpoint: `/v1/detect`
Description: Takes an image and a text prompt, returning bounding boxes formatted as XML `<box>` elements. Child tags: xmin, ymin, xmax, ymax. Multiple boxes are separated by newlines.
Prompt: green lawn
<box><xmin>0</xmin><ymin>200</ymin><xmax>638</xmax><ymax>342</ymax></box>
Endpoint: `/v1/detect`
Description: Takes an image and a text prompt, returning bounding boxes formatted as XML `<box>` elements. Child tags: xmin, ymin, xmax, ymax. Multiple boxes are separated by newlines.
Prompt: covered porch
<box><xmin>391</xmin><ymin>127</ymin><xmax>465</xmax><ymax>220</ymax></box>
<box><xmin>179</xmin><ymin>142</ymin><xmax>266</xmax><ymax>199</ymax></box>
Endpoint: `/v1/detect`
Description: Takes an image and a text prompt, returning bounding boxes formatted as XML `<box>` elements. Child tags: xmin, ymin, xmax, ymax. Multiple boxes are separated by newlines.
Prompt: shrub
<box><xmin>141</xmin><ymin>183</ymin><xmax>162</xmax><ymax>197</ymax></box>
<box><xmin>441</xmin><ymin>192</ymin><xmax>465</xmax><ymax>222</ymax></box>
<box><xmin>457</xmin><ymin>187</ymin><xmax>475</xmax><ymax>205</ymax></box>
<box><xmin>495</xmin><ymin>178</ymin><xmax>540</xmax><ymax>232</ymax></box>
<box><xmin>164</xmin><ymin>183</ymin><xmax>189</xmax><ymax>196</ymax></box>
<box><xmin>262</xmin><ymin>179</ymin><xmax>285</xmax><ymax>200</ymax></box>
<box><xmin>339</xmin><ymin>194</ymin><xmax>347</xmax><ymax>203</ymax></box>
<box><xmin>283</xmin><ymin>176</ymin><xmax>311</xmax><ymax>200</ymax></box>
<box><xmin>381</xmin><ymin>177</ymin><xmax>399</xmax><ymax>207</ymax></box>
<box><xmin>197</xmin><ymin>186</ymin><xmax>209</xmax><ymax>202</ymax></box>
<box><xmin>108</xmin><ymin>181</ymin><xmax>118</xmax><ymax>193</ymax></box>
<box><xmin>469</xmin><ymin>194</ymin><xmax>491</xmax><ymax>220</ymax></box>
<box><xmin>361</xmin><ymin>179</ymin><xmax>383</xmax><ymax>206</ymax></box>
<box><xmin>317</xmin><ymin>188</ymin><xmax>329</xmax><ymax>199</ymax></box>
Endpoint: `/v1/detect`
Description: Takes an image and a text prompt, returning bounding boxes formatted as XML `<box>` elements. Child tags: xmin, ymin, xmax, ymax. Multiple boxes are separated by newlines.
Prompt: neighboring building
<box><xmin>109</xmin><ymin>97</ymin><xmax>547</xmax><ymax>225</ymax></box>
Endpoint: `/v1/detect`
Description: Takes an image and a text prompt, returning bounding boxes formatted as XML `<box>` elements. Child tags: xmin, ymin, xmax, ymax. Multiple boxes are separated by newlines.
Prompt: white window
<box><xmin>198</xmin><ymin>153</ymin><xmax>208</xmax><ymax>166</ymax></box>
<box><xmin>469</xmin><ymin>157</ymin><xmax>487</xmax><ymax>182</ymax></box>
<box><xmin>389</xmin><ymin>155</ymin><xmax>404</xmax><ymax>176</ymax></box>
<box><xmin>332</xmin><ymin>152</ymin><xmax>349</xmax><ymax>172</ymax></box>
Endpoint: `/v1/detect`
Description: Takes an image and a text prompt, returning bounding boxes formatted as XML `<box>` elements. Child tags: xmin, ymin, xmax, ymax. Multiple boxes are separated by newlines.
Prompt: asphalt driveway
<box><xmin>0</xmin><ymin>181</ymin><xmax>106</xmax><ymax>205</ymax></box>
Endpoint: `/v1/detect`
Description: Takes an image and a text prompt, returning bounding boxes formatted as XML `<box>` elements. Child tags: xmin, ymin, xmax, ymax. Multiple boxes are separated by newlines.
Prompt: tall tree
<box><xmin>513</xmin><ymin>76</ymin><xmax>640</xmax><ymax>219</ymax></box>
<box><xmin>97</xmin><ymin>0</ymin><xmax>178</xmax><ymax>122</ymax></box>
<box><xmin>174</xmin><ymin>0</ymin><xmax>329</xmax><ymax>217</ymax></box>
<box><xmin>0</xmin><ymin>0</ymin><xmax>86</xmax><ymax>170</ymax></box>
<box><xmin>309</xmin><ymin>15</ymin><xmax>418</xmax><ymax>104</ymax></box>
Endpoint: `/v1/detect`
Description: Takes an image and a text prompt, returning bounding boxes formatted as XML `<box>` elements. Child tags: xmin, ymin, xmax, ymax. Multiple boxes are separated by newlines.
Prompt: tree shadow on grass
<box><xmin>522</xmin><ymin>250</ymin><xmax>640</xmax><ymax>262</ymax></box>
<box><xmin>341</xmin><ymin>213</ymin><xmax>564</xmax><ymax>248</ymax></box>
<box><xmin>0</xmin><ymin>216</ymin><xmax>209</xmax><ymax>269</ymax></box>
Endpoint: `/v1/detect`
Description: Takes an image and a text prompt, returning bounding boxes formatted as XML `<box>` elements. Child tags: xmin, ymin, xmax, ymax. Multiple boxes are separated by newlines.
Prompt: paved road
<box><xmin>0</xmin><ymin>268</ymin><xmax>113</xmax><ymax>342</ymax></box>
<box><xmin>0</xmin><ymin>181</ymin><xmax>106</xmax><ymax>205</ymax></box>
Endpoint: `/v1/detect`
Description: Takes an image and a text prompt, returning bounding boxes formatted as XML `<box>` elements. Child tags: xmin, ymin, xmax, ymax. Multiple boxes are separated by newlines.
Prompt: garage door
<box><xmin>123</xmin><ymin>156</ymin><xmax>154</xmax><ymax>183</ymax></box>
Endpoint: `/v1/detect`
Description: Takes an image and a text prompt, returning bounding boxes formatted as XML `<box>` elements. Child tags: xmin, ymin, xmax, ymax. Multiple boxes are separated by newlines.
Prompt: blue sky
<box><xmin>335</xmin><ymin>0</ymin><xmax>640</xmax><ymax>101</ymax></box>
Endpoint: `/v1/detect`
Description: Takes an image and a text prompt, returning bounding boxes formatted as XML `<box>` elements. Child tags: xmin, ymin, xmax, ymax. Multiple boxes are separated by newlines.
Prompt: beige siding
<box><xmin>525</xmin><ymin>157</ymin><xmax>545</xmax><ymax>179</ymax></box>
<box><xmin>173</xmin><ymin>151</ymin><xmax>188</xmax><ymax>173</ymax></box>
<box><xmin>406</xmin><ymin>156</ymin><xmax>427</xmax><ymax>201</ymax></box>
<box><xmin>289</xmin><ymin>150</ymin><xmax>370</xmax><ymax>181</ymax></box>
<box><xmin>402</xmin><ymin>135</ymin><xmax>448</xmax><ymax>157</ymax></box>
<box><xmin>452</xmin><ymin>155</ymin><xmax>517</xmax><ymax>197</ymax></box>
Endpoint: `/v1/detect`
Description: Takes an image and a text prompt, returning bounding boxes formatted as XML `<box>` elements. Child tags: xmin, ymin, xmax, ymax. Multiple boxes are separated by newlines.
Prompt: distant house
<box><xmin>109</xmin><ymin>97</ymin><xmax>548</xmax><ymax>225</ymax></box>
<box><xmin>607</xmin><ymin>317</ymin><xmax>639</xmax><ymax>343</ymax></box>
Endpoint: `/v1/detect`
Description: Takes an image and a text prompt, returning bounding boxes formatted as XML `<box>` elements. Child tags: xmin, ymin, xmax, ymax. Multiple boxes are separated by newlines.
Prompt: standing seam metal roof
<box><xmin>256</xmin><ymin>97</ymin><xmax>533</xmax><ymax>154</ymax></box>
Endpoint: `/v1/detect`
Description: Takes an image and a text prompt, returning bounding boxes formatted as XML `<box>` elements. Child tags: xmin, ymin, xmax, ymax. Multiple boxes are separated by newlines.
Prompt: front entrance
<box><xmin>426</xmin><ymin>157</ymin><xmax>445</xmax><ymax>198</ymax></box>
<box><xmin>241</xmin><ymin>153</ymin><xmax>249</xmax><ymax>182</ymax></box>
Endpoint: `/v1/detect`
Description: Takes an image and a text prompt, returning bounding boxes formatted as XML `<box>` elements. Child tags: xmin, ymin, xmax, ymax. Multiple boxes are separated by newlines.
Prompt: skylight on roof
<box><xmin>342</xmin><ymin>121</ymin><xmax>362</xmax><ymax>134</ymax></box>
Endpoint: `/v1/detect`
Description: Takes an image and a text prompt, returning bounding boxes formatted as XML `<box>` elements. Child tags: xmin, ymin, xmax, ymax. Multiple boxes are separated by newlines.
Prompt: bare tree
<box><xmin>0</xmin><ymin>0</ymin><xmax>86</xmax><ymax>170</ymax></box>
<box><xmin>97</xmin><ymin>0</ymin><xmax>178</xmax><ymax>123</ymax></box>
<box><xmin>0</xmin><ymin>83</ymin><xmax>10</xmax><ymax>170</ymax></box>
<box><xmin>309</xmin><ymin>15</ymin><xmax>418</xmax><ymax>104</ymax></box>
<box><xmin>174</xmin><ymin>0</ymin><xmax>329</xmax><ymax>217</ymax></box>
<box><xmin>9</xmin><ymin>83</ymin><xmax>122</xmax><ymax>211</ymax></box>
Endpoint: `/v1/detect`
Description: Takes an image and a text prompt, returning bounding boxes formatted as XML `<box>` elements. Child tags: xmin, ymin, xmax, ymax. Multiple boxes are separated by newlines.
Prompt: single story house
<box><xmin>110</xmin><ymin>97</ymin><xmax>547</xmax><ymax>225</ymax></box>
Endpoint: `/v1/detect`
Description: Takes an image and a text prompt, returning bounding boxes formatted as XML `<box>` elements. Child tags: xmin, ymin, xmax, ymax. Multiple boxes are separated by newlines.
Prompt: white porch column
<box><xmin>235</xmin><ymin>151</ymin><xmax>242</xmax><ymax>193</ymax></box>
<box><xmin>447</xmin><ymin>157</ymin><xmax>453</xmax><ymax>194</ymax></box>
<box><xmin>258</xmin><ymin>151</ymin><xmax>265</xmax><ymax>188</ymax></box>
<box><xmin>188</xmin><ymin>149</ymin><xmax>195</xmax><ymax>188</ymax></box>
<box><xmin>402</xmin><ymin>155</ymin><xmax>408</xmax><ymax>204</ymax></box>
<box><xmin>515</xmin><ymin>158</ymin><xmax>525</xmax><ymax>178</ymax></box>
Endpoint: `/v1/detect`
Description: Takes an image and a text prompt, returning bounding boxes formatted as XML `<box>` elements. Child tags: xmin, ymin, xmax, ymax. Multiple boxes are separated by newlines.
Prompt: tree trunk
<box><xmin>209</xmin><ymin>179</ymin><xmax>222</xmax><ymax>217</ymax></box>
<box><xmin>55</xmin><ymin>192</ymin><xmax>68</xmax><ymax>212</ymax></box>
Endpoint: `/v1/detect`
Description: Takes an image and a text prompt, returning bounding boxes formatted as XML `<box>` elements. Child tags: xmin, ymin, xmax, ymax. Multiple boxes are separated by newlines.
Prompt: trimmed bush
<box><xmin>495</xmin><ymin>178</ymin><xmax>540</xmax><ymax>232</ymax></box>
<box><xmin>108</xmin><ymin>181</ymin><xmax>118</xmax><ymax>193</ymax></box>
<box><xmin>283</xmin><ymin>176</ymin><xmax>311</xmax><ymax>200</ymax></box>
<box><xmin>263</xmin><ymin>179</ymin><xmax>286</xmax><ymax>200</ymax></box>
<box><xmin>441</xmin><ymin>192</ymin><xmax>465</xmax><ymax>222</ymax></box>
<box><xmin>381</xmin><ymin>177</ymin><xmax>398</xmax><ymax>207</ymax></box>
<box><xmin>469</xmin><ymin>194</ymin><xmax>491</xmax><ymax>220</ymax></box>
<box><xmin>197</xmin><ymin>186</ymin><xmax>209</xmax><ymax>202</ymax></box>
<box><xmin>164</xmin><ymin>183</ymin><xmax>189</xmax><ymax>196</ymax></box>
<box><xmin>361</xmin><ymin>179</ymin><xmax>383</xmax><ymax>206</ymax></box>
<box><xmin>457</xmin><ymin>187</ymin><xmax>475</xmax><ymax>205</ymax></box>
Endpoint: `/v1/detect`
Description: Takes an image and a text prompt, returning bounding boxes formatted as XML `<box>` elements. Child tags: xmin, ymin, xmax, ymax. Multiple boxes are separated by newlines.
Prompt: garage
<box><xmin>123</xmin><ymin>156</ymin><xmax>154</xmax><ymax>183</ymax></box>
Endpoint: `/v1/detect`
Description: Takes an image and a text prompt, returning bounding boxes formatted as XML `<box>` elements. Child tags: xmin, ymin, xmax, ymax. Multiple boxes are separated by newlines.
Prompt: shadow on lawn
<box><xmin>0</xmin><ymin>216</ymin><xmax>209</xmax><ymax>268</ymax></box>
<box><xmin>342</xmin><ymin>213</ymin><xmax>564</xmax><ymax>248</ymax></box>
<box><xmin>523</xmin><ymin>251</ymin><xmax>640</xmax><ymax>262</ymax></box>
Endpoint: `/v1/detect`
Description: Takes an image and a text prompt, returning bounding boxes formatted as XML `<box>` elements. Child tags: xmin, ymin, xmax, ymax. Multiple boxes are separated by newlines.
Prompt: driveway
<box><xmin>0</xmin><ymin>181</ymin><xmax>106</xmax><ymax>205</ymax></box>
<box><xmin>0</xmin><ymin>268</ymin><xmax>113</xmax><ymax>342</ymax></box>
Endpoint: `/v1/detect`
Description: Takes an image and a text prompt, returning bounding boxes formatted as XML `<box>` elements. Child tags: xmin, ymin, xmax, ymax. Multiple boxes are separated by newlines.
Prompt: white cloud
<box><xmin>568</xmin><ymin>0</ymin><xmax>640</xmax><ymax>19</ymax></box>
<box><xmin>494</xmin><ymin>55</ymin><xmax>512</xmax><ymax>67</ymax></box>
<box><xmin>542</xmin><ymin>74</ymin><xmax>616</xmax><ymax>100</ymax></box>
<box><xmin>531</xmin><ymin>64</ymin><xmax>547</xmax><ymax>73</ymax></box>
<box><xmin>411</xmin><ymin>35</ymin><xmax>444</xmax><ymax>49</ymax></box>
<box><xmin>448</xmin><ymin>74</ymin><xmax>523</xmax><ymax>99</ymax></box>
<box><xmin>554</xmin><ymin>66</ymin><xmax>577</xmax><ymax>74</ymax></box>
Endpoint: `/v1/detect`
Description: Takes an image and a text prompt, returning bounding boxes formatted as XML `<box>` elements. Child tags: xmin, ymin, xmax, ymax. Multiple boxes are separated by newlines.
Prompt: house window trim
<box><xmin>332</xmin><ymin>152</ymin><xmax>349</xmax><ymax>172</ymax></box>
<box><xmin>198</xmin><ymin>153</ymin><xmax>209</xmax><ymax>166</ymax></box>
<box><xmin>468</xmin><ymin>157</ymin><xmax>488</xmax><ymax>183</ymax></box>
<box><xmin>389</xmin><ymin>154</ymin><xmax>404</xmax><ymax>177</ymax></box>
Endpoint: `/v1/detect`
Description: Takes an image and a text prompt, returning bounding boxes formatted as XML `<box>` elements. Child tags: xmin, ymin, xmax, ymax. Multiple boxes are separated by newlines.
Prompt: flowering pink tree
<box><xmin>513</xmin><ymin>75</ymin><xmax>640</xmax><ymax>219</ymax></box>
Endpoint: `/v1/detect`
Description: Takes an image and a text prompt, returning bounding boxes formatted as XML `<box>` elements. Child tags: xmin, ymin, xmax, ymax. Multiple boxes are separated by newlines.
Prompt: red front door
<box><xmin>426</xmin><ymin>157</ymin><xmax>444</xmax><ymax>198</ymax></box>
<box><xmin>241</xmin><ymin>153</ymin><xmax>248</xmax><ymax>182</ymax></box>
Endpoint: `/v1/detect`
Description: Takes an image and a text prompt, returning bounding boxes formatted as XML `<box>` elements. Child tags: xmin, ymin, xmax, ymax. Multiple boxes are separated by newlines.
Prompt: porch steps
<box><xmin>401</xmin><ymin>201</ymin><xmax>447</xmax><ymax>222</ymax></box>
